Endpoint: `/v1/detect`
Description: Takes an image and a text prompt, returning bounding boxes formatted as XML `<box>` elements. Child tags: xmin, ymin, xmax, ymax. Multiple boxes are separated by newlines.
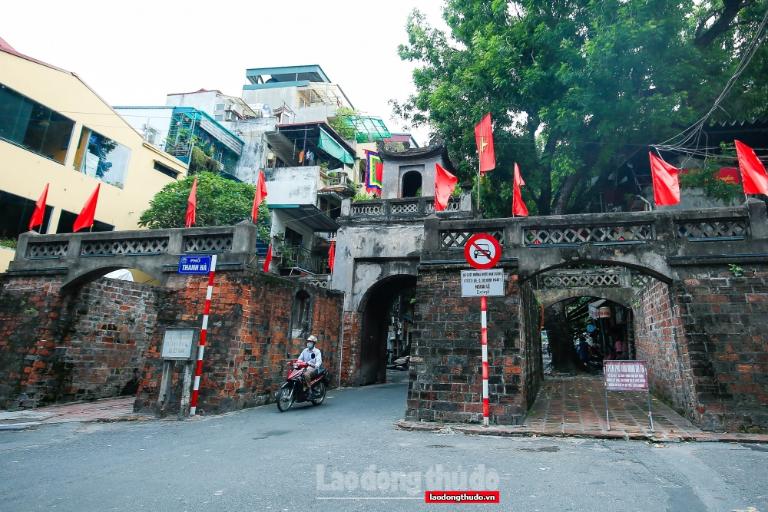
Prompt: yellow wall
<box><xmin>0</xmin><ymin>247</ymin><xmax>14</xmax><ymax>273</ymax></box>
<box><xmin>0</xmin><ymin>50</ymin><xmax>187</xmax><ymax>240</ymax></box>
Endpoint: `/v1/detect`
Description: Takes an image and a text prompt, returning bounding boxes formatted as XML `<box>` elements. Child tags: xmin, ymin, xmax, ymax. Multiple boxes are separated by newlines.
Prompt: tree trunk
<box><xmin>544</xmin><ymin>302</ymin><xmax>579</xmax><ymax>372</ymax></box>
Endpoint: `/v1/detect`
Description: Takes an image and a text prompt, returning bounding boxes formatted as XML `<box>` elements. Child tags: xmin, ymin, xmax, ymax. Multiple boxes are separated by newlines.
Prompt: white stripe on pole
<box><xmin>189</xmin><ymin>254</ymin><xmax>217</xmax><ymax>417</ymax></box>
<box><xmin>481</xmin><ymin>311</ymin><xmax>487</xmax><ymax>327</ymax></box>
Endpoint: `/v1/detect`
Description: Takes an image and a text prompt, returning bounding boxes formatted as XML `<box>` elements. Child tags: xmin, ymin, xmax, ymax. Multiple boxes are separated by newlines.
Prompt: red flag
<box><xmin>28</xmin><ymin>183</ymin><xmax>49</xmax><ymax>231</ymax></box>
<box><xmin>434</xmin><ymin>163</ymin><xmax>458</xmax><ymax>211</ymax></box>
<box><xmin>735</xmin><ymin>140</ymin><xmax>768</xmax><ymax>195</ymax></box>
<box><xmin>252</xmin><ymin>170</ymin><xmax>268</xmax><ymax>223</ymax></box>
<box><xmin>648</xmin><ymin>152</ymin><xmax>681</xmax><ymax>206</ymax></box>
<box><xmin>512</xmin><ymin>163</ymin><xmax>529</xmax><ymax>217</ymax></box>
<box><xmin>262</xmin><ymin>244</ymin><xmax>273</xmax><ymax>273</ymax></box>
<box><xmin>73</xmin><ymin>184</ymin><xmax>100</xmax><ymax>232</ymax></box>
<box><xmin>185</xmin><ymin>177</ymin><xmax>197</xmax><ymax>228</ymax></box>
<box><xmin>328</xmin><ymin>241</ymin><xmax>336</xmax><ymax>272</ymax></box>
<box><xmin>474</xmin><ymin>113</ymin><xmax>496</xmax><ymax>173</ymax></box>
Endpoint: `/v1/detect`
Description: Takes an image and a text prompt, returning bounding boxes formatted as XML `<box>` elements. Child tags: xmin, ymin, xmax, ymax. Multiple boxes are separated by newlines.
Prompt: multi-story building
<box><xmin>114</xmin><ymin>102</ymin><xmax>245</xmax><ymax>179</ymax></box>
<box><xmin>0</xmin><ymin>37</ymin><xmax>187</xmax><ymax>271</ymax></box>
<box><xmin>241</xmin><ymin>65</ymin><xmax>354</xmax><ymax>124</ymax></box>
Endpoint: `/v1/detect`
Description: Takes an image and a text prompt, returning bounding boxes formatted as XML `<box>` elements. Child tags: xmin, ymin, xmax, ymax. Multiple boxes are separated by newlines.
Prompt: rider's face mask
<box><xmin>307</xmin><ymin>342</ymin><xmax>315</xmax><ymax>350</ymax></box>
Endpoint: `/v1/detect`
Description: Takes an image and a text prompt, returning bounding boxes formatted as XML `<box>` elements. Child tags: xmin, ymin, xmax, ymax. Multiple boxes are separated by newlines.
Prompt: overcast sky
<box><xmin>1</xmin><ymin>0</ymin><xmax>446</xmax><ymax>145</ymax></box>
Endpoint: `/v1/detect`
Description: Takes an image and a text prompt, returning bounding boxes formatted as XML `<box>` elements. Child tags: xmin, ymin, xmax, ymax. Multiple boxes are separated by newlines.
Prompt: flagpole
<box><xmin>477</xmin><ymin>153</ymin><xmax>481</xmax><ymax>215</ymax></box>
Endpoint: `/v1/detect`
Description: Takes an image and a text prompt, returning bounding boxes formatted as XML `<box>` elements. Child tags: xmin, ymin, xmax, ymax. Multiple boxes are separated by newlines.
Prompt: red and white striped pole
<box><xmin>480</xmin><ymin>296</ymin><xmax>489</xmax><ymax>426</ymax></box>
<box><xmin>189</xmin><ymin>254</ymin><xmax>217</xmax><ymax>417</ymax></box>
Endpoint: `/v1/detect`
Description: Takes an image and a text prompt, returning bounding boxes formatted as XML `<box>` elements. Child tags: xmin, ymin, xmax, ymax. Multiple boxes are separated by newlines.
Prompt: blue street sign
<box><xmin>178</xmin><ymin>255</ymin><xmax>212</xmax><ymax>274</ymax></box>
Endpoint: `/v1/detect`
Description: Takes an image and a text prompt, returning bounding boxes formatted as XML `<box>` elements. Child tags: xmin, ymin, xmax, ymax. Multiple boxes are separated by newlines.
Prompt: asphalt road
<box><xmin>0</xmin><ymin>380</ymin><xmax>766</xmax><ymax>512</ymax></box>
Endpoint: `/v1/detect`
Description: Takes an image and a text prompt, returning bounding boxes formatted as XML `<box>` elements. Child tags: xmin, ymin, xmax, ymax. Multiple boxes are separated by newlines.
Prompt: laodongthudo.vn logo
<box><xmin>315</xmin><ymin>464</ymin><xmax>500</xmax><ymax>503</ymax></box>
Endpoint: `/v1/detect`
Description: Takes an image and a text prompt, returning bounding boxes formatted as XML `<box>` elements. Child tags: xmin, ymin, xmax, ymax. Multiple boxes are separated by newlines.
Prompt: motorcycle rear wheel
<box><xmin>277</xmin><ymin>386</ymin><xmax>294</xmax><ymax>412</ymax></box>
<box><xmin>311</xmin><ymin>382</ymin><xmax>326</xmax><ymax>406</ymax></box>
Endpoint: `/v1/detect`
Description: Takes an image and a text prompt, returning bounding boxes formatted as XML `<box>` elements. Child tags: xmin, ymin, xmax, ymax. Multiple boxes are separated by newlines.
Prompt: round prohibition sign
<box><xmin>464</xmin><ymin>233</ymin><xmax>502</xmax><ymax>269</ymax></box>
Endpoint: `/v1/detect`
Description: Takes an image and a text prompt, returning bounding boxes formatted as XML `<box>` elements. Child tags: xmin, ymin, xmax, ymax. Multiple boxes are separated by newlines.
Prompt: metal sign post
<box><xmin>188</xmin><ymin>254</ymin><xmax>218</xmax><ymax>417</ymax></box>
<box><xmin>462</xmin><ymin>234</ymin><xmax>503</xmax><ymax>427</ymax></box>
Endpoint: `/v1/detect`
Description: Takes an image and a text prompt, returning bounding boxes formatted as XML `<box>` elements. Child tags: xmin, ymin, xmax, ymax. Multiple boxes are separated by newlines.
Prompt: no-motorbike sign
<box><xmin>464</xmin><ymin>233</ymin><xmax>502</xmax><ymax>269</ymax></box>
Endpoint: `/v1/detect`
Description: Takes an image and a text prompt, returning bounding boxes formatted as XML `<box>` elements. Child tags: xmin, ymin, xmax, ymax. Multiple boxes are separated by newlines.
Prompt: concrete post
<box><xmin>232</xmin><ymin>223</ymin><xmax>258</xmax><ymax>254</ymax></box>
<box><xmin>14</xmin><ymin>233</ymin><xmax>31</xmax><ymax>262</ymax></box>
<box><xmin>746</xmin><ymin>199</ymin><xmax>768</xmax><ymax>240</ymax></box>
<box><xmin>167</xmin><ymin>230</ymin><xmax>183</xmax><ymax>255</ymax></box>
<box><xmin>341</xmin><ymin>198</ymin><xmax>351</xmax><ymax>217</ymax></box>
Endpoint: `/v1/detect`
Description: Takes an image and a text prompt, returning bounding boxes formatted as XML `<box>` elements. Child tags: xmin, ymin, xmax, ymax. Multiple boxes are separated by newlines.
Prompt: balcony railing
<box><xmin>276</xmin><ymin>243</ymin><xmax>329</xmax><ymax>275</ymax></box>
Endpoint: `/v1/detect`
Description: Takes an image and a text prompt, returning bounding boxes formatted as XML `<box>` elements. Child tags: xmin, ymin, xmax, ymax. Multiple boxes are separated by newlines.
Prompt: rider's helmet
<box><xmin>306</xmin><ymin>335</ymin><xmax>318</xmax><ymax>349</ymax></box>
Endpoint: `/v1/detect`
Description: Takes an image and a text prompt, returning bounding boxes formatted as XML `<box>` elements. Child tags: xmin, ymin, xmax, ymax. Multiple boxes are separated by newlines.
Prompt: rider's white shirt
<box><xmin>298</xmin><ymin>347</ymin><xmax>322</xmax><ymax>369</ymax></box>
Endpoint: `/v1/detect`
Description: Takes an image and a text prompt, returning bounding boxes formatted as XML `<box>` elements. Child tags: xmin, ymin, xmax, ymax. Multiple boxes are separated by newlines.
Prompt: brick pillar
<box><xmin>406</xmin><ymin>266</ymin><xmax>531</xmax><ymax>425</ymax></box>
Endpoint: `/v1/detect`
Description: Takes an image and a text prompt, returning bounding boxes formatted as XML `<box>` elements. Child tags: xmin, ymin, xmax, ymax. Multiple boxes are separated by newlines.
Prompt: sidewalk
<box><xmin>397</xmin><ymin>375</ymin><xmax>768</xmax><ymax>443</ymax></box>
<box><xmin>0</xmin><ymin>397</ymin><xmax>152</xmax><ymax>431</ymax></box>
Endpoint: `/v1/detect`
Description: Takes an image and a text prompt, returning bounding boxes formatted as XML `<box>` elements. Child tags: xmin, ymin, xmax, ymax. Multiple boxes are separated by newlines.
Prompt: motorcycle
<box><xmin>276</xmin><ymin>360</ymin><xmax>330</xmax><ymax>412</ymax></box>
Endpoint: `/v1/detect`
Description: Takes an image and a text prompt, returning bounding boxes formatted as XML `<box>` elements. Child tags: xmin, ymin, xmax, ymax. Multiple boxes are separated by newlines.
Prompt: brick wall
<box><xmin>0</xmin><ymin>276</ymin><xmax>66</xmax><ymax>408</ymax></box>
<box><xmin>633</xmin><ymin>278</ymin><xmax>699</xmax><ymax>422</ymax></box>
<box><xmin>340</xmin><ymin>312</ymin><xmax>361</xmax><ymax>386</ymax></box>
<box><xmin>0</xmin><ymin>270</ymin><xmax>343</xmax><ymax>416</ymax></box>
<box><xmin>135</xmin><ymin>271</ymin><xmax>343</xmax><ymax>415</ymax></box>
<box><xmin>634</xmin><ymin>267</ymin><xmax>768</xmax><ymax>432</ymax></box>
<box><xmin>673</xmin><ymin>266</ymin><xmax>768</xmax><ymax>431</ymax></box>
<box><xmin>406</xmin><ymin>267</ymin><xmax>531</xmax><ymax>425</ymax></box>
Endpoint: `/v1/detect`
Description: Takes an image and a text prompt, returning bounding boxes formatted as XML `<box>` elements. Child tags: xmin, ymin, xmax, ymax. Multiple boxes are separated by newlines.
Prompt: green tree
<box><xmin>138</xmin><ymin>172</ymin><xmax>271</xmax><ymax>239</ymax></box>
<box><xmin>394</xmin><ymin>0</ymin><xmax>768</xmax><ymax>216</ymax></box>
<box><xmin>328</xmin><ymin>107</ymin><xmax>359</xmax><ymax>141</ymax></box>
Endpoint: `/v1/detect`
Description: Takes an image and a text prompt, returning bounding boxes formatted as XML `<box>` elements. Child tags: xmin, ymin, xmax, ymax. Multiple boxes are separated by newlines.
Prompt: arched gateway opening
<box><xmin>359</xmin><ymin>274</ymin><xmax>417</xmax><ymax>385</ymax></box>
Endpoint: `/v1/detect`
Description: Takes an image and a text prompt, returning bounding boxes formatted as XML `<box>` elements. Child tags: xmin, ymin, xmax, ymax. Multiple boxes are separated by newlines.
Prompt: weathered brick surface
<box><xmin>135</xmin><ymin>272</ymin><xmax>343</xmax><ymax>415</ymax></box>
<box><xmin>0</xmin><ymin>270</ymin><xmax>343</xmax><ymax>416</ymax></box>
<box><xmin>339</xmin><ymin>311</ymin><xmax>361</xmax><ymax>386</ymax></box>
<box><xmin>672</xmin><ymin>267</ymin><xmax>768</xmax><ymax>431</ymax></box>
<box><xmin>405</xmin><ymin>267</ymin><xmax>537</xmax><ymax>425</ymax></box>
<box><xmin>634</xmin><ymin>278</ymin><xmax>699</xmax><ymax>422</ymax></box>
<box><xmin>634</xmin><ymin>267</ymin><xmax>768</xmax><ymax>432</ymax></box>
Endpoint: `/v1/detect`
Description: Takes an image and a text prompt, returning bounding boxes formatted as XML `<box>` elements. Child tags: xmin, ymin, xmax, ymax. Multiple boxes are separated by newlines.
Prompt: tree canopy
<box><xmin>138</xmin><ymin>172</ymin><xmax>271</xmax><ymax>239</ymax></box>
<box><xmin>394</xmin><ymin>0</ymin><xmax>768</xmax><ymax>216</ymax></box>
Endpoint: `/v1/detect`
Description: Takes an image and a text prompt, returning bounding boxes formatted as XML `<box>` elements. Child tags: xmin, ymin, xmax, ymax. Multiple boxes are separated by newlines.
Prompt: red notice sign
<box><xmin>604</xmin><ymin>361</ymin><xmax>648</xmax><ymax>391</ymax></box>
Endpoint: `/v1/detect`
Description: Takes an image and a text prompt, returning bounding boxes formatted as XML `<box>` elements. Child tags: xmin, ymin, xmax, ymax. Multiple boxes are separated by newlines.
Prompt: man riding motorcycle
<box><xmin>297</xmin><ymin>335</ymin><xmax>322</xmax><ymax>396</ymax></box>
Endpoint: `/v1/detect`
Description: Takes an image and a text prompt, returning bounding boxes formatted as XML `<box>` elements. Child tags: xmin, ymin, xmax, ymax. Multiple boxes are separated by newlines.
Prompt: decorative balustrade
<box><xmin>534</xmin><ymin>267</ymin><xmax>630</xmax><ymax>289</ymax></box>
<box><xmin>523</xmin><ymin>223</ymin><xmax>654</xmax><ymax>247</ymax></box>
<box><xmin>346</xmin><ymin>196</ymin><xmax>469</xmax><ymax>222</ymax></box>
<box><xmin>427</xmin><ymin>203</ymin><xmax>764</xmax><ymax>257</ymax></box>
<box><xmin>675</xmin><ymin>218</ymin><xmax>749</xmax><ymax>240</ymax></box>
<box><xmin>26</xmin><ymin>241</ymin><xmax>69</xmax><ymax>259</ymax></box>
<box><xmin>182</xmin><ymin>233</ymin><xmax>233</xmax><ymax>253</ymax></box>
<box><xmin>440</xmin><ymin>229</ymin><xmax>505</xmax><ymax>249</ymax></box>
<box><xmin>80</xmin><ymin>237</ymin><xmax>169</xmax><ymax>257</ymax></box>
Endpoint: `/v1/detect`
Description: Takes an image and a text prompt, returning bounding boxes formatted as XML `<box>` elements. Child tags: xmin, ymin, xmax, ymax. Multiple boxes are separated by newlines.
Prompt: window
<box><xmin>73</xmin><ymin>128</ymin><xmax>131</xmax><ymax>188</ymax></box>
<box><xmin>0</xmin><ymin>189</ymin><xmax>53</xmax><ymax>237</ymax></box>
<box><xmin>153</xmin><ymin>161</ymin><xmax>179</xmax><ymax>178</ymax></box>
<box><xmin>0</xmin><ymin>83</ymin><xmax>74</xmax><ymax>163</ymax></box>
<box><xmin>56</xmin><ymin>210</ymin><xmax>113</xmax><ymax>234</ymax></box>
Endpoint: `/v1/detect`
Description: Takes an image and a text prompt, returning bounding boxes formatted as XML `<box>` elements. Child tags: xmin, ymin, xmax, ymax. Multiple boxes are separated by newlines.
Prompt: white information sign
<box><xmin>461</xmin><ymin>269</ymin><xmax>505</xmax><ymax>297</ymax></box>
<box><xmin>161</xmin><ymin>329</ymin><xmax>196</xmax><ymax>360</ymax></box>
<box><xmin>604</xmin><ymin>360</ymin><xmax>648</xmax><ymax>391</ymax></box>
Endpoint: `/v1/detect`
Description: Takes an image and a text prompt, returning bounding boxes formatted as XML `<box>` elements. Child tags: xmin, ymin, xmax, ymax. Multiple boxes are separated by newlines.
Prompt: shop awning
<box><xmin>318</xmin><ymin>126</ymin><xmax>354</xmax><ymax>165</ymax></box>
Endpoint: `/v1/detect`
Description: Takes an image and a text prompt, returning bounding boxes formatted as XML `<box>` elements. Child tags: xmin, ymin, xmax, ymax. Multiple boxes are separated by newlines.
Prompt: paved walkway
<box><xmin>525</xmin><ymin>374</ymin><xmax>700</xmax><ymax>437</ymax></box>
<box><xmin>398</xmin><ymin>375</ymin><xmax>768</xmax><ymax>443</ymax></box>
<box><xmin>0</xmin><ymin>397</ymin><xmax>149</xmax><ymax>430</ymax></box>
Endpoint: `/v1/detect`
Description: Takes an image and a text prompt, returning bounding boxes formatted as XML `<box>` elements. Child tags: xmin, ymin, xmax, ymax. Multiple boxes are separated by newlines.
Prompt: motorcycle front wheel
<box><xmin>277</xmin><ymin>385</ymin><xmax>295</xmax><ymax>412</ymax></box>
<box><xmin>311</xmin><ymin>382</ymin><xmax>327</xmax><ymax>406</ymax></box>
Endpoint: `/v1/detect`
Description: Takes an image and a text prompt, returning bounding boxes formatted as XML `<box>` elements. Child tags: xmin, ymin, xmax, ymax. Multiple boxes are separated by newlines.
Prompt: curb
<box><xmin>394</xmin><ymin>420</ymin><xmax>768</xmax><ymax>444</ymax></box>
